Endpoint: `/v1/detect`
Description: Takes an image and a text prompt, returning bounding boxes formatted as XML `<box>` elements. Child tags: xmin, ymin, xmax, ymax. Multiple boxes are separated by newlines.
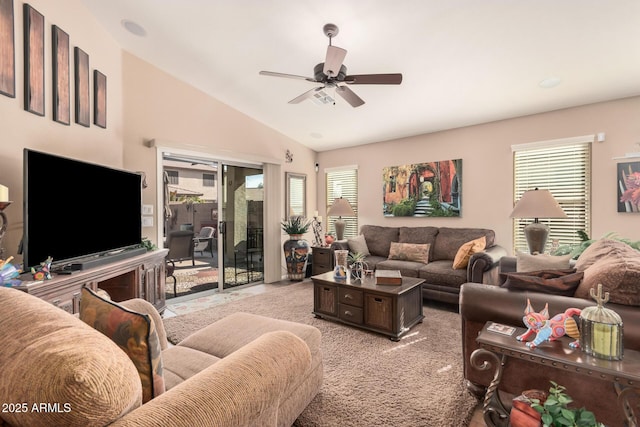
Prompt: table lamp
<box><xmin>327</xmin><ymin>197</ymin><xmax>355</xmax><ymax>241</ymax></box>
<box><xmin>510</xmin><ymin>188</ymin><xmax>567</xmax><ymax>254</ymax></box>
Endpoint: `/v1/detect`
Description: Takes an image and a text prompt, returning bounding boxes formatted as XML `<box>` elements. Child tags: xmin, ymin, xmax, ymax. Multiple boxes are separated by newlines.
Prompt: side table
<box><xmin>470</xmin><ymin>321</ymin><xmax>640</xmax><ymax>427</ymax></box>
<box><xmin>311</xmin><ymin>246</ymin><xmax>332</xmax><ymax>275</ymax></box>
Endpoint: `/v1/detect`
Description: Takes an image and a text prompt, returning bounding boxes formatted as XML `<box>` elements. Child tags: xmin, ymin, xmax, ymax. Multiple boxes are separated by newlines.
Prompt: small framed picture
<box><xmin>487</xmin><ymin>322</ymin><xmax>516</xmax><ymax>336</ymax></box>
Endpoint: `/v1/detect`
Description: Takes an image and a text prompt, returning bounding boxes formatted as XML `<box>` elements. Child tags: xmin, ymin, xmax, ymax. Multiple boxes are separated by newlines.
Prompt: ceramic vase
<box><xmin>283</xmin><ymin>234</ymin><xmax>310</xmax><ymax>281</ymax></box>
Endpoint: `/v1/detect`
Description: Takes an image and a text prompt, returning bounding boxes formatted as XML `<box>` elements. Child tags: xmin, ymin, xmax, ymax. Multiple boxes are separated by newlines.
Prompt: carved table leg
<box><xmin>470</xmin><ymin>348</ymin><xmax>509</xmax><ymax>427</ymax></box>
<box><xmin>615</xmin><ymin>383</ymin><xmax>639</xmax><ymax>427</ymax></box>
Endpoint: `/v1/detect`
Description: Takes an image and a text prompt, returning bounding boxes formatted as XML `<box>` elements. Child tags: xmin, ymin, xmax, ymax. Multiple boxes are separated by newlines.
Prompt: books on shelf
<box><xmin>375</xmin><ymin>269</ymin><xmax>402</xmax><ymax>285</ymax></box>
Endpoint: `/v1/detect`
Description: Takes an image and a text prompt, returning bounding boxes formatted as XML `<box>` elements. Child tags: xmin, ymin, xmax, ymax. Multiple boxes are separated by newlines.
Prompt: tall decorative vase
<box><xmin>283</xmin><ymin>234</ymin><xmax>310</xmax><ymax>281</ymax></box>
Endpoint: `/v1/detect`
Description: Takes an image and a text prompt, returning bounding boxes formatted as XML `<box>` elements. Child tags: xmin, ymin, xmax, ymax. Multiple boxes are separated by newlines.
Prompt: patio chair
<box><xmin>193</xmin><ymin>226</ymin><xmax>215</xmax><ymax>258</ymax></box>
<box><xmin>165</xmin><ymin>230</ymin><xmax>196</xmax><ymax>297</ymax></box>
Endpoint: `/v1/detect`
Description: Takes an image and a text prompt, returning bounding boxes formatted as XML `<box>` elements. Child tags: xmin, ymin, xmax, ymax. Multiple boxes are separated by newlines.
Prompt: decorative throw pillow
<box><xmin>516</xmin><ymin>252</ymin><xmax>572</xmax><ymax>272</ymax></box>
<box><xmin>573</xmin><ymin>243</ymin><xmax>640</xmax><ymax>305</ymax></box>
<box><xmin>388</xmin><ymin>242</ymin><xmax>430</xmax><ymax>263</ymax></box>
<box><xmin>500</xmin><ymin>269</ymin><xmax>584</xmax><ymax>296</ymax></box>
<box><xmin>575</xmin><ymin>239</ymin><xmax>631</xmax><ymax>272</ymax></box>
<box><xmin>347</xmin><ymin>234</ymin><xmax>371</xmax><ymax>256</ymax></box>
<box><xmin>452</xmin><ymin>236</ymin><xmax>487</xmax><ymax>269</ymax></box>
<box><xmin>80</xmin><ymin>287</ymin><xmax>165</xmax><ymax>403</ymax></box>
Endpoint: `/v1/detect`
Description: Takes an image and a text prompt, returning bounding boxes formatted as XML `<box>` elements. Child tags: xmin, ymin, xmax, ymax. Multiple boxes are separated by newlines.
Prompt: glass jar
<box><xmin>579</xmin><ymin>284</ymin><xmax>624</xmax><ymax>360</ymax></box>
<box><xmin>333</xmin><ymin>249</ymin><xmax>348</xmax><ymax>280</ymax></box>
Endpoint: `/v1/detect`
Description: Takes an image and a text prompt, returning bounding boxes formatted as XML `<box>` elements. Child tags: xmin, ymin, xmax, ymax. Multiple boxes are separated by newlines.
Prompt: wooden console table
<box><xmin>13</xmin><ymin>249</ymin><xmax>168</xmax><ymax>314</ymax></box>
<box><xmin>470</xmin><ymin>321</ymin><xmax>640</xmax><ymax>427</ymax></box>
<box><xmin>311</xmin><ymin>271</ymin><xmax>424</xmax><ymax>341</ymax></box>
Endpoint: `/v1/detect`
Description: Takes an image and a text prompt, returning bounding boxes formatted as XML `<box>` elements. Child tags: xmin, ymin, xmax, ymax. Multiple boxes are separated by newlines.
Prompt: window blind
<box><xmin>326</xmin><ymin>167</ymin><xmax>358</xmax><ymax>239</ymax></box>
<box><xmin>513</xmin><ymin>141</ymin><xmax>591</xmax><ymax>253</ymax></box>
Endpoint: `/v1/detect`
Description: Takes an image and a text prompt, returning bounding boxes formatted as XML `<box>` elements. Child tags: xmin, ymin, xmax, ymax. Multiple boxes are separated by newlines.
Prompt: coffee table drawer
<box><xmin>364</xmin><ymin>294</ymin><xmax>393</xmax><ymax>332</ymax></box>
<box><xmin>339</xmin><ymin>288</ymin><xmax>363</xmax><ymax>307</ymax></box>
<box><xmin>339</xmin><ymin>304</ymin><xmax>363</xmax><ymax>324</ymax></box>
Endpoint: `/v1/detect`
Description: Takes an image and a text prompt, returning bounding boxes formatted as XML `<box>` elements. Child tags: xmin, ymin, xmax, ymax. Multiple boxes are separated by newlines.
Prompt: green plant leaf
<box><xmin>541</xmin><ymin>413</ymin><xmax>553</xmax><ymax>426</ymax></box>
<box><xmin>560</xmin><ymin>408</ymin><xmax>575</xmax><ymax>421</ymax></box>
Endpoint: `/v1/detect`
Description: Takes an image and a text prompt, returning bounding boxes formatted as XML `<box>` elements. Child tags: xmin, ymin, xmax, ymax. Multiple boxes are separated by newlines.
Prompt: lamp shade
<box><xmin>510</xmin><ymin>189</ymin><xmax>567</xmax><ymax>220</ymax></box>
<box><xmin>327</xmin><ymin>198</ymin><xmax>355</xmax><ymax>217</ymax></box>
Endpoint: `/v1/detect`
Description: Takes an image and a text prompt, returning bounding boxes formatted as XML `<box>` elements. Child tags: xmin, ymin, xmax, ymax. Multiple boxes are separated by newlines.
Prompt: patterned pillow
<box><xmin>452</xmin><ymin>236</ymin><xmax>486</xmax><ymax>269</ymax></box>
<box><xmin>388</xmin><ymin>242</ymin><xmax>430</xmax><ymax>263</ymax></box>
<box><xmin>80</xmin><ymin>287</ymin><xmax>165</xmax><ymax>403</ymax></box>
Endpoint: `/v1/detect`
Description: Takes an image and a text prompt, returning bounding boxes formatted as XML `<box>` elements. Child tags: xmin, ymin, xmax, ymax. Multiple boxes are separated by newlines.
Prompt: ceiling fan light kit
<box><xmin>259</xmin><ymin>23</ymin><xmax>402</xmax><ymax>107</ymax></box>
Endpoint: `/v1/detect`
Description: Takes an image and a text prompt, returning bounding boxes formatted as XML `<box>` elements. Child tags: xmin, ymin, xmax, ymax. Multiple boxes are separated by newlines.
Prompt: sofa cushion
<box><xmin>388</xmin><ymin>242</ymin><xmax>430</xmax><ymax>264</ymax></box>
<box><xmin>376</xmin><ymin>259</ymin><xmax>422</xmax><ymax>277</ymax></box>
<box><xmin>453</xmin><ymin>236</ymin><xmax>487</xmax><ymax>269</ymax></box>
<box><xmin>161</xmin><ymin>346</ymin><xmax>220</xmax><ymax>389</ymax></box>
<box><xmin>0</xmin><ymin>287</ymin><xmax>142</xmax><ymax>426</ymax></box>
<box><xmin>575</xmin><ymin>238</ymin><xmax>633</xmax><ymax>272</ymax></box>
<box><xmin>419</xmin><ymin>260</ymin><xmax>468</xmax><ymax>287</ymax></box>
<box><xmin>500</xmin><ymin>269</ymin><xmax>584</xmax><ymax>296</ymax></box>
<box><xmin>360</xmin><ymin>225</ymin><xmax>399</xmax><ymax>257</ymax></box>
<box><xmin>80</xmin><ymin>287</ymin><xmax>165</xmax><ymax>403</ymax></box>
<box><xmin>431</xmin><ymin>227</ymin><xmax>495</xmax><ymax>261</ymax></box>
<box><xmin>398</xmin><ymin>226</ymin><xmax>439</xmax><ymax>246</ymax></box>
<box><xmin>347</xmin><ymin>234</ymin><xmax>370</xmax><ymax>256</ymax></box>
<box><xmin>516</xmin><ymin>252</ymin><xmax>572</xmax><ymax>272</ymax></box>
<box><xmin>574</xmin><ymin>240</ymin><xmax>640</xmax><ymax>306</ymax></box>
<box><xmin>361</xmin><ymin>255</ymin><xmax>388</xmax><ymax>271</ymax></box>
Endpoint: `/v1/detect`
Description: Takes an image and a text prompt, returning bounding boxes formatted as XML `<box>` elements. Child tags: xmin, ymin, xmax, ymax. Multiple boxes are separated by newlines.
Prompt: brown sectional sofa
<box><xmin>333</xmin><ymin>225</ymin><xmax>507</xmax><ymax>304</ymax></box>
<box><xmin>460</xmin><ymin>249</ymin><xmax>640</xmax><ymax>427</ymax></box>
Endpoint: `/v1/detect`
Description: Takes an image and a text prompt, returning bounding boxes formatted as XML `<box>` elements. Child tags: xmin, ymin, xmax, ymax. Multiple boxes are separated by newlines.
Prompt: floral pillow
<box><xmin>388</xmin><ymin>242</ymin><xmax>430</xmax><ymax>264</ymax></box>
<box><xmin>79</xmin><ymin>287</ymin><xmax>165</xmax><ymax>403</ymax></box>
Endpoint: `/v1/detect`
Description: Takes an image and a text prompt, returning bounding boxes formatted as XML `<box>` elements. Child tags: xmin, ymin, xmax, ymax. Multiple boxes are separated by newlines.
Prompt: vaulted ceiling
<box><xmin>82</xmin><ymin>0</ymin><xmax>640</xmax><ymax>152</ymax></box>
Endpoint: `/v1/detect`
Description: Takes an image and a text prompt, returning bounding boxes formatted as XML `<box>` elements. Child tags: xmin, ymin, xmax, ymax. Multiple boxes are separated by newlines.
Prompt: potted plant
<box><xmin>520</xmin><ymin>381</ymin><xmax>605</xmax><ymax>427</ymax></box>
<box><xmin>281</xmin><ymin>216</ymin><xmax>312</xmax><ymax>238</ymax></box>
<box><xmin>348</xmin><ymin>252</ymin><xmax>368</xmax><ymax>280</ymax></box>
<box><xmin>281</xmin><ymin>217</ymin><xmax>312</xmax><ymax>281</ymax></box>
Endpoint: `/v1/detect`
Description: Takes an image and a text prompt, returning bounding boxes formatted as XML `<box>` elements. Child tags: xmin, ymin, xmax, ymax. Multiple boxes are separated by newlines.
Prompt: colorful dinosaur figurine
<box><xmin>516</xmin><ymin>299</ymin><xmax>581</xmax><ymax>349</ymax></box>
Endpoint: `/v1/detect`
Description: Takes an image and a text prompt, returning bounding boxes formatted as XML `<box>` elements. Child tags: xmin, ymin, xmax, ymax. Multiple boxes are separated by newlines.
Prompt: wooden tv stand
<box><xmin>14</xmin><ymin>249</ymin><xmax>168</xmax><ymax>314</ymax></box>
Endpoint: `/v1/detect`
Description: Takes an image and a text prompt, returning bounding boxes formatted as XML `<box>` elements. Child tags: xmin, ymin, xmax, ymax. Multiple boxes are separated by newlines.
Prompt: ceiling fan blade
<box><xmin>344</xmin><ymin>73</ymin><xmax>403</xmax><ymax>85</ymax></box>
<box><xmin>336</xmin><ymin>86</ymin><xmax>365</xmax><ymax>108</ymax></box>
<box><xmin>259</xmin><ymin>70</ymin><xmax>317</xmax><ymax>82</ymax></box>
<box><xmin>323</xmin><ymin>46</ymin><xmax>347</xmax><ymax>77</ymax></box>
<box><xmin>288</xmin><ymin>87</ymin><xmax>323</xmax><ymax>104</ymax></box>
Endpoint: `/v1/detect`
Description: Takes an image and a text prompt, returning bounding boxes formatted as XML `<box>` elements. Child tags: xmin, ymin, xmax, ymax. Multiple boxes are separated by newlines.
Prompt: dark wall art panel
<box><xmin>52</xmin><ymin>25</ymin><xmax>70</xmax><ymax>125</ymax></box>
<box><xmin>74</xmin><ymin>46</ymin><xmax>89</xmax><ymax>126</ymax></box>
<box><xmin>93</xmin><ymin>69</ymin><xmax>106</xmax><ymax>128</ymax></box>
<box><xmin>0</xmin><ymin>0</ymin><xmax>15</xmax><ymax>98</ymax></box>
<box><xmin>23</xmin><ymin>3</ymin><xmax>44</xmax><ymax>116</ymax></box>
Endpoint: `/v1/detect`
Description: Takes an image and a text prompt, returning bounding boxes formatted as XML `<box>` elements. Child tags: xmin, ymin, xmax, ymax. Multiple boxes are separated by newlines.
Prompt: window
<box><xmin>166</xmin><ymin>170</ymin><xmax>179</xmax><ymax>185</ymax></box>
<box><xmin>326</xmin><ymin>166</ymin><xmax>358</xmax><ymax>239</ymax></box>
<box><xmin>203</xmin><ymin>173</ymin><xmax>215</xmax><ymax>187</ymax></box>
<box><xmin>512</xmin><ymin>136</ymin><xmax>592</xmax><ymax>253</ymax></box>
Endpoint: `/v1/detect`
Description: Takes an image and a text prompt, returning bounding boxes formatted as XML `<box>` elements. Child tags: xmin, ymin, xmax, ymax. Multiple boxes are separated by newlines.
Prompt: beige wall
<box><xmin>317</xmin><ymin>96</ymin><xmax>640</xmax><ymax>254</ymax></box>
<box><xmin>120</xmin><ymin>52</ymin><xmax>318</xmax><ymax>249</ymax></box>
<box><xmin>0</xmin><ymin>0</ymin><xmax>123</xmax><ymax>261</ymax></box>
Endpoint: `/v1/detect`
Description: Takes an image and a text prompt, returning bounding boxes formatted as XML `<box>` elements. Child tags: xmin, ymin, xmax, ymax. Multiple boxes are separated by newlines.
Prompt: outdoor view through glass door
<box><xmin>162</xmin><ymin>153</ymin><xmax>263</xmax><ymax>299</ymax></box>
<box><xmin>220</xmin><ymin>164</ymin><xmax>264</xmax><ymax>289</ymax></box>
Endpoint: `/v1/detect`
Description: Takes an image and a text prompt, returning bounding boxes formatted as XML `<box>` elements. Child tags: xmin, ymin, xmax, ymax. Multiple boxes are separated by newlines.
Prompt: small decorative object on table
<box><xmin>333</xmin><ymin>249</ymin><xmax>348</xmax><ymax>280</ymax></box>
<box><xmin>31</xmin><ymin>256</ymin><xmax>53</xmax><ymax>281</ymax></box>
<box><xmin>348</xmin><ymin>252</ymin><xmax>368</xmax><ymax>280</ymax></box>
<box><xmin>324</xmin><ymin>234</ymin><xmax>335</xmax><ymax>246</ymax></box>
<box><xmin>516</xmin><ymin>299</ymin><xmax>581</xmax><ymax>349</ymax></box>
<box><xmin>374</xmin><ymin>269</ymin><xmax>402</xmax><ymax>285</ymax></box>
<box><xmin>311</xmin><ymin>215</ymin><xmax>323</xmax><ymax>247</ymax></box>
<box><xmin>0</xmin><ymin>256</ymin><xmax>20</xmax><ymax>285</ymax></box>
<box><xmin>579</xmin><ymin>283</ymin><xmax>624</xmax><ymax>360</ymax></box>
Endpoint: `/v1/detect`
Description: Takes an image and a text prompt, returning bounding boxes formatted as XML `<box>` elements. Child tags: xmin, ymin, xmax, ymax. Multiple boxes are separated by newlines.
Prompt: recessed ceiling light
<box><xmin>539</xmin><ymin>77</ymin><xmax>562</xmax><ymax>89</ymax></box>
<box><xmin>121</xmin><ymin>19</ymin><xmax>147</xmax><ymax>37</ymax></box>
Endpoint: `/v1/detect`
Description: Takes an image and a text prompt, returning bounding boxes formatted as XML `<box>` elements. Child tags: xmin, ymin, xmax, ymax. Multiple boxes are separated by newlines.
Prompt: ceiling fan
<box><xmin>259</xmin><ymin>23</ymin><xmax>402</xmax><ymax>108</ymax></box>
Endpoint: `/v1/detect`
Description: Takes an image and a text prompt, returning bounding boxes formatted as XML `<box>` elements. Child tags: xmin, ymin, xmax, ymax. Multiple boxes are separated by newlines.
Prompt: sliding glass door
<box><xmin>219</xmin><ymin>164</ymin><xmax>264</xmax><ymax>289</ymax></box>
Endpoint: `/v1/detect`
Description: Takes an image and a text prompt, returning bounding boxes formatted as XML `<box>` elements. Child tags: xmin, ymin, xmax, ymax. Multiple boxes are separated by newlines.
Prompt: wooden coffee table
<box><xmin>311</xmin><ymin>271</ymin><xmax>424</xmax><ymax>341</ymax></box>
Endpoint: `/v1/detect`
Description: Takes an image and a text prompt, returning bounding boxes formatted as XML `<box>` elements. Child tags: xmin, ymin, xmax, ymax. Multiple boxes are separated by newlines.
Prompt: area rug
<box><xmin>163</xmin><ymin>281</ymin><xmax>478</xmax><ymax>427</ymax></box>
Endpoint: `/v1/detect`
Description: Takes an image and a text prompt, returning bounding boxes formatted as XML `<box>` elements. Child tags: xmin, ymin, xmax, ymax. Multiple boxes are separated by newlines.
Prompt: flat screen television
<box><xmin>23</xmin><ymin>149</ymin><xmax>142</xmax><ymax>270</ymax></box>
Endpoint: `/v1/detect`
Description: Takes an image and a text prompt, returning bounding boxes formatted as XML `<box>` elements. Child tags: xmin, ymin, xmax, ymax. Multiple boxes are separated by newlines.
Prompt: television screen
<box><xmin>23</xmin><ymin>149</ymin><xmax>142</xmax><ymax>269</ymax></box>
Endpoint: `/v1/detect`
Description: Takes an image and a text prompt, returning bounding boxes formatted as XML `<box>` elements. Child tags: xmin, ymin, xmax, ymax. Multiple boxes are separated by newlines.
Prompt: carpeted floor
<box><xmin>163</xmin><ymin>280</ymin><xmax>478</xmax><ymax>427</ymax></box>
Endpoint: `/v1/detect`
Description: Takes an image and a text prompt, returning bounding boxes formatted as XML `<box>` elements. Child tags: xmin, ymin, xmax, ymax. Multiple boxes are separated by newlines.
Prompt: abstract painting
<box><xmin>617</xmin><ymin>161</ymin><xmax>640</xmax><ymax>213</ymax></box>
<box><xmin>0</xmin><ymin>0</ymin><xmax>15</xmax><ymax>98</ymax></box>
<box><xmin>24</xmin><ymin>4</ymin><xmax>44</xmax><ymax>116</ymax></box>
<box><xmin>383</xmin><ymin>159</ymin><xmax>462</xmax><ymax>217</ymax></box>
<box><xmin>74</xmin><ymin>47</ymin><xmax>90</xmax><ymax>127</ymax></box>
<box><xmin>52</xmin><ymin>25</ymin><xmax>70</xmax><ymax>125</ymax></box>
